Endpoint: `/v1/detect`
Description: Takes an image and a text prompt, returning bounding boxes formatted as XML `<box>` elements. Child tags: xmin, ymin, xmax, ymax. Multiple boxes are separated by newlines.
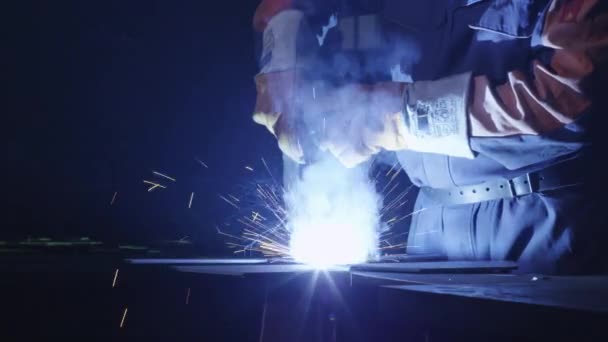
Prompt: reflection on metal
<box><xmin>376</xmin><ymin>254</ymin><xmax>447</xmax><ymax>263</ymax></box>
<box><xmin>174</xmin><ymin>264</ymin><xmax>349</xmax><ymax>276</ymax></box>
<box><xmin>384</xmin><ymin>276</ymin><xmax>608</xmax><ymax>313</ymax></box>
<box><xmin>127</xmin><ymin>258</ymin><xmax>271</xmax><ymax>265</ymax></box>
<box><xmin>170</xmin><ymin>261</ymin><xmax>515</xmax><ymax>276</ymax></box>
<box><xmin>126</xmin><ymin>257</ymin><xmax>608</xmax><ymax>313</ymax></box>
<box><xmin>350</xmin><ymin>261</ymin><xmax>517</xmax><ymax>274</ymax></box>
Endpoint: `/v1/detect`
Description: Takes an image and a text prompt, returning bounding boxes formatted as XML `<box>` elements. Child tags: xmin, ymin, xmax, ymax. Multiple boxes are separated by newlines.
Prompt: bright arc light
<box><xmin>289</xmin><ymin>221</ymin><xmax>376</xmax><ymax>268</ymax></box>
<box><xmin>285</xmin><ymin>157</ymin><xmax>380</xmax><ymax>268</ymax></box>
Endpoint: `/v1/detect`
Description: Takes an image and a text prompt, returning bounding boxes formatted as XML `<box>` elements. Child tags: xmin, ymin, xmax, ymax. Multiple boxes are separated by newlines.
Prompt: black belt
<box><xmin>420</xmin><ymin>158</ymin><xmax>585</xmax><ymax>206</ymax></box>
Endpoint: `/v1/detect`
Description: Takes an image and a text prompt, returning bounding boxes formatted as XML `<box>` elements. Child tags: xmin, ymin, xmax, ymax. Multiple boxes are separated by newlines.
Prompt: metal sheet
<box><xmin>350</xmin><ymin>261</ymin><xmax>517</xmax><ymax>273</ymax></box>
<box><xmin>174</xmin><ymin>264</ymin><xmax>349</xmax><ymax>276</ymax></box>
<box><xmin>376</xmin><ymin>254</ymin><xmax>447</xmax><ymax>262</ymax></box>
<box><xmin>127</xmin><ymin>258</ymin><xmax>270</xmax><ymax>265</ymax></box>
<box><xmin>137</xmin><ymin>258</ymin><xmax>608</xmax><ymax>313</ymax></box>
<box><xmin>383</xmin><ymin>276</ymin><xmax>608</xmax><ymax>313</ymax></box>
<box><xmin>351</xmin><ymin>271</ymin><xmax>530</xmax><ymax>285</ymax></box>
<box><xmin>171</xmin><ymin>261</ymin><xmax>516</xmax><ymax>276</ymax></box>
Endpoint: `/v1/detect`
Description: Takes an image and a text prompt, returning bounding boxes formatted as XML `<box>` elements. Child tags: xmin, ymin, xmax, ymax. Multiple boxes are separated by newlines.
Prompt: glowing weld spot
<box><xmin>290</xmin><ymin>222</ymin><xmax>374</xmax><ymax>268</ymax></box>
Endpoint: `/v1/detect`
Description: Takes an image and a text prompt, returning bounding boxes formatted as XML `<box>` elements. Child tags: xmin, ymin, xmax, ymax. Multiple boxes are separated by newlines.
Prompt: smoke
<box><xmin>285</xmin><ymin>155</ymin><xmax>380</xmax><ymax>267</ymax></box>
<box><xmin>278</xmin><ymin>12</ymin><xmax>425</xmax><ymax>266</ymax></box>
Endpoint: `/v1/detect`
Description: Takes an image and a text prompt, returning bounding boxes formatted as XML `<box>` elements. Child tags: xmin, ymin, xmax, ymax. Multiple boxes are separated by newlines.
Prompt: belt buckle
<box><xmin>508</xmin><ymin>173</ymin><xmax>534</xmax><ymax>197</ymax></box>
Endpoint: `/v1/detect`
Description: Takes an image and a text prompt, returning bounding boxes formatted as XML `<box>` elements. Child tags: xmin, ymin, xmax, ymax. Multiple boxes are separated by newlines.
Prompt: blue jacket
<box><xmin>257</xmin><ymin>0</ymin><xmax>604</xmax><ymax>273</ymax></box>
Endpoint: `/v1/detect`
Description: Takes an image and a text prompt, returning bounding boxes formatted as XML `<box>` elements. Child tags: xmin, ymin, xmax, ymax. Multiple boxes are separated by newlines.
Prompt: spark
<box><xmin>216</xmin><ymin>225</ymin><xmax>249</xmax><ymax>242</ymax></box>
<box><xmin>393</xmin><ymin>207</ymin><xmax>428</xmax><ymax>224</ymax></box>
<box><xmin>222</xmin><ymin>183</ymin><xmax>291</xmax><ymax>257</ymax></box>
<box><xmin>380</xmin><ymin>168</ymin><xmax>401</xmax><ymax>194</ymax></box>
<box><xmin>384</xmin><ymin>182</ymin><xmax>400</xmax><ymax>198</ymax></box>
<box><xmin>120</xmin><ymin>307</ymin><xmax>128</xmax><ymax>328</ymax></box>
<box><xmin>389</xmin><ymin>167</ymin><xmax>402</xmax><ymax>183</ymax></box>
<box><xmin>414</xmin><ymin>230</ymin><xmax>440</xmax><ymax>236</ymax></box>
<box><xmin>259</xmin><ymin>297</ymin><xmax>269</xmax><ymax>342</ymax></box>
<box><xmin>373</xmin><ymin>168</ymin><xmax>383</xmax><ymax>182</ymax></box>
<box><xmin>195</xmin><ymin>158</ymin><xmax>209</xmax><ymax>168</ymax></box>
<box><xmin>185</xmin><ymin>288</ymin><xmax>191</xmax><ymax>305</ymax></box>
<box><xmin>110</xmin><ymin>192</ymin><xmax>118</xmax><ymax>205</ymax></box>
<box><xmin>261</xmin><ymin>158</ymin><xmax>271</xmax><ymax>174</ymax></box>
<box><xmin>322</xmin><ymin>116</ymin><xmax>326</xmax><ymax>136</ymax></box>
<box><xmin>384</xmin><ymin>230</ymin><xmax>409</xmax><ymax>239</ymax></box>
<box><xmin>219</xmin><ymin>195</ymin><xmax>240</xmax><ymax>209</ymax></box>
<box><xmin>217</xmin><ymin>159</ymin><xmax>420</xmax><ymax>264</ymax></box>
<box><xmin>188</xmin><ymin>192</ymin><xmax>194</xmax><ymax>208</ymax></box>
<box><xmin>245</xmin><ymin>166</ymin><xmax>254</xmax><ymax>172</ymax></box>
<box><xmin>251</xmin><ymin>211</ymin><xmax>265</xmax><ymax>222</ymax></box>
<box><xmin>153</xmin><ymin>171</ymin><xmax>176</xmax><ymax>182</ymax></box>
<box><xmin>261</xmin><ymin>157</ymin><xmax>279</xmax><ymax>186</ymax></box>
<box><xmin>112</xmin><ymin>269</ymin><xmax>119</xmax><ymax>288</ymax></box>
<box><xmin>386</xmin><ymin>161</ymin><xmax>399</xmax><ymax>177</ymax></box>
<box><xmin>378</xmin><ymin>242</ymin><xmax>407</xmax><ymax>250</ymax></box>
<box><xmin>143</xmin><ymin>180</ymin><xmax>166</xmax><ymax>192</ymax></box>
<box><xmin>241</xmin><ymin>225</ymin><xmax>285</xmax><ymax>249</ymax></box>
<box><xmin>381</xmin><ymin>185</ymin><xmax>414</xmax><ymax>215</ymax></box>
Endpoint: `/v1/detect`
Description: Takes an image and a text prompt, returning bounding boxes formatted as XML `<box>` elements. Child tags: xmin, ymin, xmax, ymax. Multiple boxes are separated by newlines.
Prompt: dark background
<box><xmin>7</xmin><ymin>0</ymin><xmax>604</xmax><ymax>258</ymax></box>
<box><xmin>6</xmin><ymin>0</ymin><xmax>285</xmax><ymax>253</ymax></box>
<box><xmin>2</xmin><ymin>2</ymin><xmax>608</xmax><ymax>340</ymax></box>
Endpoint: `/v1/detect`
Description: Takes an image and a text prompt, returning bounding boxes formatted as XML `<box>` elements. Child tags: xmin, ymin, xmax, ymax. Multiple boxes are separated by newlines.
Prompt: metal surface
<box><xmin>351</xmin><ymin>271</ymin><xmax>533</xmax><ymax>285</ymax></box>
<box><xmin>175</xmin><ymin>264</ymin><xmax>349</xmax><ymax>276</ymax></box>
<box><xmin>170</xmin><ymin>260</ymin><xmax>516</xmax><ymax>276</ymax></box>
<box><xmin>376</xmin><ymin>254</ymin><xmax>447</xmax><ymax>262</ymax></box>
<box><xmin>350</xmin><ymin>260</ymin><xmax>517</xmax><ymax>273</ymax></box>
<box><xmin>127</xmin><ymin>258</ymin><xmax>271</xmax><ymax>265</ymax></box>
<box><xmin>383</xmin><ymin>275</ymin><xmax>608</xmax><ymax>313</ymax></box>
<box><xmin>135</xmin><ymin>257</ymin><xmax>608</xmax><ymax>315</ymax></box>
<box><xmin>348</xmin><ymin>271</ymin><xmax>608</xmax><ymax>313</ymax></box>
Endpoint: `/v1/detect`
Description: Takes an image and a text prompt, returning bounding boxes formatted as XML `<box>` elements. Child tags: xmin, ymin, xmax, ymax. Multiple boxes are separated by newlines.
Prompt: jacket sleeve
<box><xmin>467</xmin><ymin>0</ymin><xmax>606</xmax><ymax>169</ymax></box>
<box><xmin>254</xmin><ymin>0</ymin><xmax>294</xmax><ymax>32</ymax></box>
<box><xmin>254</xmin><ymin>0</ymin><xmax>340</xmax><ymax>32</ymax></box>
<box><xmin>469</xmin><ymin>0</ymin><xmax>606</xmax><ymax>138</ymax></box>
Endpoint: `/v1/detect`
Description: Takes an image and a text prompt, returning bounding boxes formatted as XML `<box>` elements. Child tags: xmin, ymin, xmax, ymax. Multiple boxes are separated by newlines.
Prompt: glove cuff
<box><xmin>401</xmin><ymin>72</ymin><xmax>474</xmax><ymax>159</ymax></box>
<box><xmin>259</xmin><ymin>10</ymin><xmax>305</xmax><ymax>74</ymax></box>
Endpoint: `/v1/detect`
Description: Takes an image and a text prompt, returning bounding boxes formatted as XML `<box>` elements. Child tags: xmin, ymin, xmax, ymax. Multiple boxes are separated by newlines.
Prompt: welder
<box><xmin>252</xmin><ymin>0</ymin><xmax>607</xmax><ymax>274</ymax></box>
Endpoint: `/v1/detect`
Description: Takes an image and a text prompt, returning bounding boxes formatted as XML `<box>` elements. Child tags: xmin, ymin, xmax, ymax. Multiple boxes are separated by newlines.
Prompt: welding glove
<box><xmin>252</xmin><ymin>6</ymin><xmax>313</xmax><ymax>163</ymax></box>
<box><xmin>253</xmin><ymin>70</ymin><xmax>310</xmax><ymax>163</ymax></box>
<box><xmin>319</xmin><ymin>72</ymin><xmax>475</xmax><ymax>168</ymax></box>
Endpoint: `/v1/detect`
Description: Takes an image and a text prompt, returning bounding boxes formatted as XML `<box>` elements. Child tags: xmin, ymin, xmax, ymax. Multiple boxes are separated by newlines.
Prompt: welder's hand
<box><xmin>320</xmin><ymin>73</ymin><xmax>475</xmax><ymax>167</ymax></box>
<box><xmin>252</xmin><ymin>6</ymin><xmax>314</xmax><ymax>163</ymax></box>
<box><xmin>253</xmin><ymin>70</ymin><xmax>306</xmax><ymax>163</ymax></box>
<box><xmin>318</xmin><ymin>83</ymin><xmax>409</xmax><ymax>168</ymax></box>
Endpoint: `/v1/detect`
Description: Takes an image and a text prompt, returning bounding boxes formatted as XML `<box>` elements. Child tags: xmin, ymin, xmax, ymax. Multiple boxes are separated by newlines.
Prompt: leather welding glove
<box><xmin>319</xmin><ymin>72</ymin><xmax>474</xmax><ymax>168</ymax></box>
<box><xmin>253</xmin><ymin>70</ymin><xmax>308</xmax><ymax>164</ymax></box>
<box><xmin>251</xmin><ymin>6</ymin><xmax>312</xmax><ymax>163</ymax></box>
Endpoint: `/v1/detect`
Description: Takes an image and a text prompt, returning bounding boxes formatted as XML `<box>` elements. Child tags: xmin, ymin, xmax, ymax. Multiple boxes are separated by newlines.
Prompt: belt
<box><xmin>420</xmin><ymin>158</ymin><xmax>585</xmax><ymax>206</ymax></box>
